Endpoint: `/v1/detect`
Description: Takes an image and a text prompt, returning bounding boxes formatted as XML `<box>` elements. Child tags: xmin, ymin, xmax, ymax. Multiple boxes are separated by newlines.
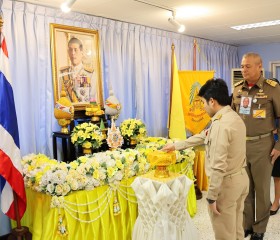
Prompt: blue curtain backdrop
<box><xmin>1</xmin><ymin>0</ymin><xmax>239</xmax><ymax>158</ymax></box>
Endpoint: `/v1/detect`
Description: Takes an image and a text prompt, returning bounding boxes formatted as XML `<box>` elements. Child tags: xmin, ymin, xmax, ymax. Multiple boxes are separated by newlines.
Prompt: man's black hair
<box><xmin>198</xmin><ymin>78</ymin><xmax>230</xmax><ymax>106</ymax></box>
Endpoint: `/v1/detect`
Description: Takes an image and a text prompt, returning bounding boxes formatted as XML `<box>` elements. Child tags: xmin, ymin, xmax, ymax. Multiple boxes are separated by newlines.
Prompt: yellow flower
<box><xmin>139</xmin><ymin>128</ymin><xmax>146</xmax><ymax>134</ymax></box>
<box><xmin>35</xmin><ymin>172</ymin><xmax>43</xmax><ymax>183</ymax></box>
<box><xmin>120</xmin><ymin>118</ymin><xmax>146</xmax><ymax>139</ymax></box>
<box><xmin>71</xmin><ymin>122</ymin><xmax>102</xmax><ymax>148</ymax></box>
<box><xmin>79</xmin><ymin>156</ymin><xmax>88</xmax><ymax>163</ymax></box>
<box><xmin>116</xmin><ymin>159</ymin><xmax>124</xmax><ymax>169</ymax></box>
<box><xmin>77</xmin><ymin>130</ymin><xmax>84</xmax><ymax>137</ymax></box>
<box><xmin>71</xmin><ymin>135</ymin><xmax>78</xmax><ymax>143</ymax></box>
<box><xmin>82</xmin><ymin>141</ymin><xmax>92</xmax><ymax>148</ymax></box>
<box><xmin>93</xmin><ymin>170</ymin><xmax>99</xmax><ymax>179</ymax></box>
<box><xmin>107</xmin><ymin>167</ymin><xmax>116</xmax><ymax>178</ymax></box>
<box><xmin>69</xmin><ymin>161</ymin><xmax>78</xmax><ymax>169</ymax></box>
<box><xmin>80</xmin><ymin>122</ymin><xmax>88</xmax><ymax>128</ymax></box>
<box><xmin>92</xmin><ymin>160</ymin><xmax>100</xmax><ymax>169</ymax></box>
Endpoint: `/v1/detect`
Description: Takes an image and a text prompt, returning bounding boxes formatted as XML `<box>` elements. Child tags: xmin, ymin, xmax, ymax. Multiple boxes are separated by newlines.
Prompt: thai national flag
<box><xmin>0</xmin><ymin>34</ymin><xmax>26</xmax><ymax>220</ymax></box>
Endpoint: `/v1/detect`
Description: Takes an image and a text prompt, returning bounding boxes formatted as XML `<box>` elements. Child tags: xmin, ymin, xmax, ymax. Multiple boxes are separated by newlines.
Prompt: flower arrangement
<box><xmin>21</xmin><ymin>137</ymin><xmax>195</xmax><ymax>197</ymax></box>
<box><xmin>22</xmin><ymin>149</ymin><xmax>150</xmax><ymax>196</ymax></box>
<box><xmin>120</xmin><ymin>118</ymin><xmax>147</xmax><ymax>140</ymax></box>
<box><xmin>71</xmin><ymin>122</ymin><xmax>103</xmax><ymax>149</ymax></box>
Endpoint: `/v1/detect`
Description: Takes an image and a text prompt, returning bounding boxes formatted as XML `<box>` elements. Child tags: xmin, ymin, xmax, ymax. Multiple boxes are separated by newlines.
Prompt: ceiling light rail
<box><xmin>231</xmin><ymin>20</ymin><xmax>280</xmax><ymax>30</ymax></box>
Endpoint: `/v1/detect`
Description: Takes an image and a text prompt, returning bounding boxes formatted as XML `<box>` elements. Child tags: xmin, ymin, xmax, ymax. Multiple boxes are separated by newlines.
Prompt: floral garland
<box><xmin>71</xmin><ymin>122</ymin><xmax>103</xmax><ymax>149</ymax></box>
<box><xmin>22</xmin><ymin>137</ymin><xmax>195</xmax><ymax>197</ymax></box>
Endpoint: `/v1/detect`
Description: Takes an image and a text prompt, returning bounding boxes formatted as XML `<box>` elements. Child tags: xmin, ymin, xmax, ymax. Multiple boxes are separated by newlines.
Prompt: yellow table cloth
<box><xmin>13</xmin><ymin>161</ymin><xmax>196</xmax><ymax>240</ymax></box>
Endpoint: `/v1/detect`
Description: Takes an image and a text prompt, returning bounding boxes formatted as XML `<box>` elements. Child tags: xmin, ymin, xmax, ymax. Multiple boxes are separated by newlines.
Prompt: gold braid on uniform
<box><xmin>63</xmin><ymin>78</ymin><xmax>75</xmax><ymax>102</ymax></box>
<box><xmin>234</xmin><ymin>80</ymin><xmax>244</xmax><ymax>87</ymax></box>
<box><xmin>213</xmin><ymin>114</ymin><xmax>222</xmax><ymax>122</ymax></box>
<box><xmin>265</xmin><ymin>79</ymin><xmax>277</xmax><ymax>87</ymax></box>
<box><xmin>60</xmin><ymin>67</ymin><xmax>79</xmax><ymax>102</ymax></box>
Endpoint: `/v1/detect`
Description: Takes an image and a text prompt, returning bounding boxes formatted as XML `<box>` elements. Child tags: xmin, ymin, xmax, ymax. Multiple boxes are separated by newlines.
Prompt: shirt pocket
<box><xmin>251</xmin><ymin>98</ymin><xmax>269</xmax><ymax>109</ymax></box>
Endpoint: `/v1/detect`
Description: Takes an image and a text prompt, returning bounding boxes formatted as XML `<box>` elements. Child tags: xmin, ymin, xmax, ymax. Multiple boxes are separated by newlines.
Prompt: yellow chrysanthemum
<box><xmin>82</xmin><ymin>141</ymin><xmax>92</xmax><ymax>148</ymax></box>
<box><xmin>93</xmin><ymin>170</ymin><xmax>99</xmax><ymax>179</ymax></box>
<box><xmin>107</xmin><ymin>167</ymin><xmax>116</xmax><ymax>178</ymax></box>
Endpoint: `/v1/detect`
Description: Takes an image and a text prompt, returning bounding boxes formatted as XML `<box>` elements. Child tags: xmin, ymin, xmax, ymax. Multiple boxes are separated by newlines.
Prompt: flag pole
<box><xmin>168</xmin><ymin>44</ymin><xmax>175</xmax><ymax>133</ymax></box>
<box><xmin>193</xmin><ymin>38</ymin><xmax>197</xmax><ymax>70</ymax></box>
<box><xmin>0</xmin><ymin>14</ymin><xmax>32</xmax><ymax>240</ymax></box>
<box><xmin>193</xmin><ymin>38</ymin><xmax>203</xmax><ymax>200</ymax></box>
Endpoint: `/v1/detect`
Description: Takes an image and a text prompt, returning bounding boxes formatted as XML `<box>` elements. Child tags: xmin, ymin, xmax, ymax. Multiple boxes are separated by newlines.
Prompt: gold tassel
<box><xmin>113</xmin><ymin>189</ymin><xmax>121</xmax><ymax>216</ymax></box>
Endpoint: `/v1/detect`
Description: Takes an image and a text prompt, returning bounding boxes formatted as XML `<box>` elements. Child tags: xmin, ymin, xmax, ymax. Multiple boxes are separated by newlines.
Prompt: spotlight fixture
<box><xmin>61</xmin><ymin>0</ymin><xmax>77</xmax><ymax>13</ymax></box>
<box><xmin>168</xmin><ymin>12</ymin><xmax>185</xmax><ymax>33</ymax></box>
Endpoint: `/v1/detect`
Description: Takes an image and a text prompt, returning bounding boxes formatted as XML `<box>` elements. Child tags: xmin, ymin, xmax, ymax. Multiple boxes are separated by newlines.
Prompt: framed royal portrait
<box><xmin>50</xmin><ymin>23</ymin><xmax>103</xmax><ymax>111</ymax></box>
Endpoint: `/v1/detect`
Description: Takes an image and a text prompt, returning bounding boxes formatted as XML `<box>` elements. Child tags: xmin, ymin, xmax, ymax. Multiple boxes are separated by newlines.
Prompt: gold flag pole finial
<box><xmin>0</xmin><ymin>15</ymin><xmax>3</xmax><ymax>33</ymax></box>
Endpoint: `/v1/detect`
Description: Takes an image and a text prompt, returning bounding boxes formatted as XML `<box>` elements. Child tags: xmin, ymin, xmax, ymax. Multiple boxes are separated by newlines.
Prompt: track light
<box><xmin>61</xmin><ymin>0</ymin><xmax>77</xmax><ymax>13</ymax></box>
<box><xmin>168</xmin><ymin>16</ymin><xmax>185</xmax><ymax>33</ymax></box>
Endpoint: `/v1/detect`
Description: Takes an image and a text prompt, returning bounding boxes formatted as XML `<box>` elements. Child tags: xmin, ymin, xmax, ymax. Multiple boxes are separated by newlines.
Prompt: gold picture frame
<box><xmin>50</xmin><ymin>23</ymin><xmax>103</xmax><ymax>111</ymax></box>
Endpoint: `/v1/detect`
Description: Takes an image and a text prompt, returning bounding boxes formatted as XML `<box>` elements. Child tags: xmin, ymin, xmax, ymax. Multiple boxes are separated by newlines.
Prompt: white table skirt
<box><xmin>131</xmin><ymin>172</ymin><xmax>199</xmax><ymax>240</ymax></box>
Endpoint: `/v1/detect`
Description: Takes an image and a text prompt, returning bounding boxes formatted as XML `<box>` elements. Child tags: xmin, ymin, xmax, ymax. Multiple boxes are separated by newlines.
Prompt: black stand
<box><xmin>7</xmin><ymin>227</ymin><xmax>32</xmax><ymax>240</ymax></box>
<box><xmin>52</xmin><ymin>132</ymin><xmax>75</xmax><ymax>162</ymax></box>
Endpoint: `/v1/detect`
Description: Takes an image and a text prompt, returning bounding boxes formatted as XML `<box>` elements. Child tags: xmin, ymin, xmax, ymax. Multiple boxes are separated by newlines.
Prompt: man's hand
<box><xmin>161</xmin><ymin>143</ymin><xmax>175</xmax><ymax>152</ymax></box>
<box><xmin>270</xmin><ymin>148</ymin><xmax>280</xmax><ymax>165</ymax></box>
<box><xmin>208</xmin><ymin>201</ymin><xmax>221</xmax><ymax>215</ymax></box>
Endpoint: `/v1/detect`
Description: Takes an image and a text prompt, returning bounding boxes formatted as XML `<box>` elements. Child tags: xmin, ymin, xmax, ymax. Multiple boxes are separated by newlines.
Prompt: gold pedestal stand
<box><xmin>57</xmin><ymin>119</ymin><xmax>72</xmax><ymax>134</ymax></box>
<box><xmin>54</xmin><ymin>89</ymin><xmax>74</xmax><ymax>134</ymax></box>
<box><xmin>147</xmin><ymin>151</ymin><xmax>176</xmax><ymax>178</ymax></box>
<box><xmin>85</xmin><ymin>104</ymin><xmax>104</xmax><ymax>122</ymax></box>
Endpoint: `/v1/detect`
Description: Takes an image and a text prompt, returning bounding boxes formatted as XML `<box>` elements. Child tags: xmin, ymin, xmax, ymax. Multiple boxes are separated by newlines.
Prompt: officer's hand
<box><xmin>208</xmin><ymin>202</ymin><xmax>221</xmax><ymax>215</ymax></box>
<box><xmin>161</xmin><ymin>143</ymin><xmax>175</xmax><ymax>152</ymax></box>
<box><xmin>270</xmin><ymin>148</ymin><xmax>280</xmax><ymax>165</ymax></box>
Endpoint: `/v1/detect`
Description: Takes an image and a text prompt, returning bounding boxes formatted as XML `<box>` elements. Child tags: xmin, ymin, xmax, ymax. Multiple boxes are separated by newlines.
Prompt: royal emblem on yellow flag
<box><xmin>178</xmin><ymin>71</ymin><xmax>214</xmax><ymax>134</ymax></box>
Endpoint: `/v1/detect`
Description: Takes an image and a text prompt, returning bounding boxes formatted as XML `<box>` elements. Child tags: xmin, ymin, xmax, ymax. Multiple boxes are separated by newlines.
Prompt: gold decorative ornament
<box><xmin>106</xmin><ymin>118</ymin><xmax>123</xmax><ymax>150</ymax></box>
<box><xmin>113</xmin><ymin>189</ymin><xmax>121</xmax><ymax>216</ymax></box>
<box><xmin>129</xmin><ymin>138</ymin><xmax>137</xmax><ymax>146</ymax></box>
<box><xmin>85</xmin><ymin>100</ymin><xmax>104</xmax><ymax>122</ymax></box>
<box><xmin>82</xmin><ymin>147</ymin><xmax>92</xmax><ymax>155</ymax></box>
<box><xmin>147</xmin><ymin>150</ymin><xmax>176</xmax><ymax>178</ymax></box>
<box><xmin>54</xmin><ymin>88</ymin><xmax>74</xmax><ymax>134</ymax></box>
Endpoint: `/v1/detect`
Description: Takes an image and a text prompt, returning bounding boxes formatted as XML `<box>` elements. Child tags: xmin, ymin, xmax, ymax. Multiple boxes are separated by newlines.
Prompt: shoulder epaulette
<box><xmin>84</xmin><ymin>66</ymin><xmax>94</xmax><ymax>73</ymax></box>
<box><xmin>265</xmin><ymin>79</ymin><xmax>277</xmax><ymax>87</ymax></box>
<box><xmin>234</xmin><ymin>80</ymin><xmax>244</xmax><ymax>87</ymax></box>
<box><xmin>60</xmin><ymin>66</ymin><xmax>70</xmax><ymax>72</ymax></box>
<box><xmin>214</xmin><ymin>114</ymin><xmax>222</xmax><ymax>121</ymax></box>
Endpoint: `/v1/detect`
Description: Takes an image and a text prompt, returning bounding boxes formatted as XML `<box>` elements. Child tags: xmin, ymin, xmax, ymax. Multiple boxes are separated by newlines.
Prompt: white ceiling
<box><xmin>19</xmin><ymin>0</ymin><xmax>280</xmax><ymax>46</ymax></box>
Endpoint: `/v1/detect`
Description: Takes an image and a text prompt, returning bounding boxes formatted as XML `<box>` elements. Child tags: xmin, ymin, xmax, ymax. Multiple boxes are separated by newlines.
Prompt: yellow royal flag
<box><xmin>168</xmin><ymin>53</ymin><xmax>186</xmax><ymax>140</ymax></box>
<box><xmin>178</xmin><ymin>71</ymin><xmax>214</xmax><ymax>134</ymax></box>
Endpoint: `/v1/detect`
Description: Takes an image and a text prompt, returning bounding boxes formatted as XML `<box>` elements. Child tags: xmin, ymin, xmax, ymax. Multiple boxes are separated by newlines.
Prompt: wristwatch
<box><xmin>206</xmin><ymin>198</ymin><xmax>216</xmax><ymax>204</ymax></box>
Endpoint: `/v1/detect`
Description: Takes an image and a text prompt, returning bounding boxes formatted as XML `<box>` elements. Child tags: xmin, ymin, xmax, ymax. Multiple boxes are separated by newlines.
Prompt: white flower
<box><xmin>55</xmin><ymin>184</ymin><xmax>64</xmax><ymax>196</ymax></box>
<box><xmin>106</xmin><ymin>159</ymin><xmax>116</xmax><ymax>168</ymax></box>
<box><xmin>46</xmin><ymin>183</ymin><xmax>55</xmax><ymax>194</ymax></box>
<box><xmin>21</xmin><ymin>140</ymin><xmax>195</xmax><ymax>197</ymax></box>
<box><xmin>114</xmin><ymin>171</ymin><xmax>124</xmax><ymax>181</ymax></box>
